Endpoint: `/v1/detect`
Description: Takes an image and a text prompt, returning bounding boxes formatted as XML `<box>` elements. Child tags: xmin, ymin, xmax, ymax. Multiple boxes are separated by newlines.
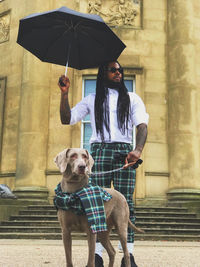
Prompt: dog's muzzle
<box><xmin>78</xmin><ymin>164</ymin><xmax>86</xmax><ymax>174</ymax></box>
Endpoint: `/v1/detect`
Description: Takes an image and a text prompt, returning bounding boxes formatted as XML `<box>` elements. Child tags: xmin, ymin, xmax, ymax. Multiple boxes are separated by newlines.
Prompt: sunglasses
<box><xmin>107</xmin><ymin>67</ymin><xmax>123</xmax><ymax>74</ymax></box>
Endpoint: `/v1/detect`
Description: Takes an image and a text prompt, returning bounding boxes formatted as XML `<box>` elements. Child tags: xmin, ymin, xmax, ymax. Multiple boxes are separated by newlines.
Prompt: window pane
<box><xmin>83</xmin><ymin>79</ymin><xmax>96</xmax><ymax>122</ymax></box>
<box><xmin>83</xmin><ymin>122</ymin><xmax>92</xmax><ymax>152</ymax></box>
<box><xmin>84</xmin><ymin>79</ymin><xmax>96</xmax><ymax>96</ymax></box>
<box><xmin>83</xmin><ymin>114</ymin><xmax>90</xmax><ymax>122</ymax></box>
<box><xmin>125</xmin><ymin>80</ymin><xmax>133</xmax><ymax>92</ymax></box>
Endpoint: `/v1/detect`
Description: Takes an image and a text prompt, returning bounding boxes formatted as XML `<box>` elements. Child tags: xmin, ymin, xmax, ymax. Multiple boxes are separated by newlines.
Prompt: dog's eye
<box><xmin>82</xmin><ymin>154</ymin><xmax>88</xmax><ymax>159</ymax></box>
<box><xmin>70</xmin><ymin>153</ymin><xmax>78</xmax><ymax>159</ymax></box>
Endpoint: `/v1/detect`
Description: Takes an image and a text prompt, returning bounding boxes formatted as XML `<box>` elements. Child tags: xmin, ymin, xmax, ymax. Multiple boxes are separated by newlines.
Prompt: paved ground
<box><xmin>0</xmin><ymin>239</ymin><xmax>200</xmax><ymax>267</ymax></box>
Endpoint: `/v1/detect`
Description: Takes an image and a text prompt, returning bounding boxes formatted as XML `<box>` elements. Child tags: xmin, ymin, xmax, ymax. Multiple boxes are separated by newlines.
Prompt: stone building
<box><xmin>0</xmin><ymin>0</ymin><xmax>200</xmax><ymax>210</ymax></box>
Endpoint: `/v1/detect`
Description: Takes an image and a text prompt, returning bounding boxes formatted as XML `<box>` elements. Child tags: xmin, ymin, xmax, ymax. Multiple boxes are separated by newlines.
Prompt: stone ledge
<box><xmin>0</xmin><ymin>172</ymin><xmax>15</xmax><ymax>177</ymax></box>
<box><xmin>145</xmin><ymin>172</ymin><xmax>169</xmax><ymax>177</ymax></box>
<box><xmin>167</xmin><ymin>189</ymin><xmax>200</xmax><ymax>217</ymax></box>
<box><xmin>13</xmin><ymin>187</ymin><xmax>49</xmax><ymax>203</ymax></box>
<box><xmin>167</xmin><ymin>189</ymin><xmax>200</xmax><ymax>201</ymax></box>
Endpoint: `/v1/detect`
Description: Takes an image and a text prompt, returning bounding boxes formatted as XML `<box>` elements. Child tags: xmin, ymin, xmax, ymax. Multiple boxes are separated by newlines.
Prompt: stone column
<box><xmin>14</xmin><ymin>2</ymin><xmax>51</xmax><ymax>202</ymax></box>
<box><xmin>167</xmin><ymin>0</ymin><xmax>200</xmax><ymax>202</ymax></box>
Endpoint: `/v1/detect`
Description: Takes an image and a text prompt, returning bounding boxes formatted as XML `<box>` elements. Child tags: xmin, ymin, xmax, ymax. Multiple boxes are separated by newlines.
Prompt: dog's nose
<box><xmin>78</xmin><ymin>165</ymin><xmax>86</xmax><ymax>170</ymax></box>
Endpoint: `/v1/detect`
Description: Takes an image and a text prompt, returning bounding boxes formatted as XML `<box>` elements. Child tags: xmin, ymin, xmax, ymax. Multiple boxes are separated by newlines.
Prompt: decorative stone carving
<box><xmin>0</xmin><ymin>12</ymin><xmax>10</xmax><ymax>43</ymax></box>
<box><xmin>88</xmin><ymin>0</ymin><xmax>142</xmax><ymax>28</ymax></box>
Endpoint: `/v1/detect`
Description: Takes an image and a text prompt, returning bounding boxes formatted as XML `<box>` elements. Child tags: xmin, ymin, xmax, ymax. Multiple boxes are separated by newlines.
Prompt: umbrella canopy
<box><xmin>17</xmin><ymin>6</ymin><xmax>126</xmax><ymax>70</ymax></box>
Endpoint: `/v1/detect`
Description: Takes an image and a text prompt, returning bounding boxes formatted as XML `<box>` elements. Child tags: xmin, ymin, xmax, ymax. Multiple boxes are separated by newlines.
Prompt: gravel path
<box><xmin>0</xmin><ymin>239</ymin><xmax>200</xmax><ymax>267</ymax></box>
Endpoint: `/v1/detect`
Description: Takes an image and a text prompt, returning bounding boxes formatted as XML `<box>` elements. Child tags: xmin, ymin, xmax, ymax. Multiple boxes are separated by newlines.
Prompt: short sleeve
<box><xmin>129</xmin><ymin>93</ymin><xmax>149</xmax><ymax>126</ymax></box>
<box><xmin>70</xmin><ymin>95</ymin><xmax>90</xmax><ymax>125</ymax></box>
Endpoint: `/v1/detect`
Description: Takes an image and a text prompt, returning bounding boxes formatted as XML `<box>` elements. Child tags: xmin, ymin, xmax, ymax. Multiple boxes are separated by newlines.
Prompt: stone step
<box><xmin>0</xmin><ymin>232</ymin><xmax>61</xmax><ymax>240</ymax></box>
<box><xmin>136</xmin><ymin>216</ymin><xmax>200</xmax><ymax>223</ymax></box>
<box><xmin>135</xmin><ymin>206</ymin><xmax>189</xmax><ymax>212</ymax></box>
<box><xmin>27</xmin><ymin>205</ymin><xmax>56</xmax><ymax>210</ymax></box>
<box><xmin>2</xmin><ymin>220</ymin><xmax>200</xmax><ymax>229</ymax></box>
<box><xmin>167</xmin><ymin>201</ymin><xmax>200</xmax><ymax>208</ymax></box>
<box><xmin>136</xmin><ymin>234</ymin><xmax>200</xmax><ymax>241</ymax></box>
<box><xmin>136</xmin><ymin>221</ymin><xmax>200</xmax><ymax>229</ymax></box>
<box><xmin>19</xmin><ymin>209</ymin><xmax>196</xmax><ymax>218</ymax></box>
<box><xmin>1</xmin><ymin>225</ymin><xmax>200</xmax><ymax>236</ymax></box>
<box><xmin>10</xmin><ymin>215</ymin><xmax>58</xmax><ymax>221</ymax></box>
<box><xmin>9</xmin><ymin>214</ymin><xmax>200</xmax><ymax>224</ymax></box>
<box><xmin>27</xmin><ymin>205</ymin><xmax>189</xmax><ymax>213</ymax></box>
<box><xmin>135</xmin><ymin>211</ymin><xmax>196</xmax><ymax>217</ymax></box>
<box><xmin>0</xmin><ymin>232</ymin><xmax>116</xmax><ymax>240</ymax></box>
<box><xmin>142</xmin><ymin>228</ymin><xmax>200</xmax><ymax>235</ymax></box>
<box><xmin>0</xmin><ymin>232</ymin><xmax>199</xmax><ymax>241</ymax></box>
<box><xmin>0</xmin><ymin>220</ymin><xmax>59</xmax><ymax>226</ymax></box>
<box><xmin>0</xmin><ymin>226</ymin><xmax>62</xmax><ymax>233</ymax></box>
<box><xmin>19</xmin><ymin>210</ymin><xmax>57</xmax><ymax>215</ymax></box>
<box><xmin>1</xmin><ymin>204</ymin><xmax>199</xmax><ymax>241</ymax></box>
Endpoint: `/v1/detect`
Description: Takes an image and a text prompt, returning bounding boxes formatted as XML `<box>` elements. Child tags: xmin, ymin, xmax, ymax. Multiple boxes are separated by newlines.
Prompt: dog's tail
<box><xmin>128</xmin><ymin>220</ymin><xmax>145</xmax><ymax>234</ymax></box>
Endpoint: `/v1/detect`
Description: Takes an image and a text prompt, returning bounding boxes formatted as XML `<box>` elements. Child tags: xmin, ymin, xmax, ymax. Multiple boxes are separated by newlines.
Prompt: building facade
<box><xmin>0</xmin><ymin>0</ymin><xmax>200</xmax><ymax>205</ymax></box>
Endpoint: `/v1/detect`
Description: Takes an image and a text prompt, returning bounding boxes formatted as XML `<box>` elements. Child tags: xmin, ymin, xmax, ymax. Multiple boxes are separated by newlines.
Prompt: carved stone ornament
<box><xmin>87</xmin><ymin>0</ymin><xmax>142</xmax><ymax>28</ymax></box>
<box><xmin>0</xmin><ymin>12</ymin><xmax>10</xmax><ymax>43</ymax></box>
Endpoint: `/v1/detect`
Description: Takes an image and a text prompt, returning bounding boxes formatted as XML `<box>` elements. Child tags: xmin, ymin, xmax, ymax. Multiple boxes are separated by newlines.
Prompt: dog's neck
<box><xmin>61</xmin><ymin>175</ymin><xmax>89</xmax><ymax>193</ymax></box>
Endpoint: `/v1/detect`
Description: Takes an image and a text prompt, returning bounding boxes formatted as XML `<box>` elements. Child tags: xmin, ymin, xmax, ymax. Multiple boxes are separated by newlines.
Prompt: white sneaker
<box><xmin>118</xmin><ymin>242</ymin><xmax>123</xmax><ymax>253</ymax></box>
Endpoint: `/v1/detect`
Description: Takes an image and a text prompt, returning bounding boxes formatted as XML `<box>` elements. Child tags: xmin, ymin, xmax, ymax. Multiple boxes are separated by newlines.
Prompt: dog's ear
<box><xmin>54</xmin><ymin>149</ymin><xmax>70</xmax><ymax>173</ymax></box>
<box><xmin>85</xmin><ymin>149</ymin><xmax>94</xmax><ymax>172</ymax></box>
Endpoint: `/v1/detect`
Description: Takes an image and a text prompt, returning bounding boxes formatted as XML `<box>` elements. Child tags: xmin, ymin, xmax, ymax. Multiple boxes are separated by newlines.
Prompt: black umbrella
<box><xmin>17</xmin><ymin>6</ymin><xmax>126</xmax><ymax>73</ymax></box>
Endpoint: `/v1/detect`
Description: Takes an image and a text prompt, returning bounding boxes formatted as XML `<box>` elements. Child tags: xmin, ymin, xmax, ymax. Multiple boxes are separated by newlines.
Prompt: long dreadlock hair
<box><xmin>95</xmin><ymin>61</ymin><xmax>130</xmax><ymax>141</ymax></box>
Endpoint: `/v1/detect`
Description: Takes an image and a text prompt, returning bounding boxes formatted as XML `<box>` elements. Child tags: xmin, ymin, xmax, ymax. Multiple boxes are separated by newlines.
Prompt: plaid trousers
<box><xmin>90</xmin><ymin>142</ymin><xmax>136</xmax><ymax>243</ymax></box>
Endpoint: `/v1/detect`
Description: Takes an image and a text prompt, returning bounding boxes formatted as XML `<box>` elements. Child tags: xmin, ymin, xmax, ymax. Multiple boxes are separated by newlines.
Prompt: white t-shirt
<box><xmin>70</xmin><ymin>88</ymin><xmax>149</xmax><ymax>144</ymax></box>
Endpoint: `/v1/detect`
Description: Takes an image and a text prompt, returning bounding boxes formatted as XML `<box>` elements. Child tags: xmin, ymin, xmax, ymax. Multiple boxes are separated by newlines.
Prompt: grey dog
<box><xmin>54</xmin><ymin>148</ymin><xmax>143</xmax><ymax>267</ymax></box>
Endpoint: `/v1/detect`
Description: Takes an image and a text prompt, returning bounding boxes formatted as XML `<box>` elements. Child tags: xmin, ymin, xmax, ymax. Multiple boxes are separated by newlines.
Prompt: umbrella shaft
<box><xmin>65</xmin><ymin>43</ymin><xmax>71</xmax><ymax>76</ymax></box>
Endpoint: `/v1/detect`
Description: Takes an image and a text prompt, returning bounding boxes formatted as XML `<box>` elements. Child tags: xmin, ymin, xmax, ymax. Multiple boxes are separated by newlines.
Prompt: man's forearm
<box><xmin>126</xmin><ymin>123</ymin><xmax>148</xmax><ymax>164</ymax></box>
<box><xmin>60</xmin><ymin>93</ymin><xmax>71</xmax><ymax>124</ymax></box>
<box><xmin>135</xmin><ymin>123</ymin><xmax>148</xmax><ymax>152</ymax></box>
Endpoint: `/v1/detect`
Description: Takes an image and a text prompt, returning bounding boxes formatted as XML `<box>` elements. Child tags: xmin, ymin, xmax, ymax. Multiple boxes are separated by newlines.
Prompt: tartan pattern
<box><xmin>90</xmin><ymin>142</ymin><xmax>136</xmax><ymax>242</ymax></box>
<box><xmin>54</xmin><ymin>183</ymin><xmax>112</xmax><ymax>233</ymax></box>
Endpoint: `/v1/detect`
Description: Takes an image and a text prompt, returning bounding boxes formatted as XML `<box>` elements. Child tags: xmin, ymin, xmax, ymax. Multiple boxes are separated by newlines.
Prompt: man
<box><xmin>58</xmin><ymin>61</ymin><xmax>149</xmax><ymax>267</ymax></box>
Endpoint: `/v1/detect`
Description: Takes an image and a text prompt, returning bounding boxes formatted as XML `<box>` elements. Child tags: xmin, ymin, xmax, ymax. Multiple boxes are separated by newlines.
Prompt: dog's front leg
<box><xmin>62</xmin><ymin>229</ymin><xmax>73</xmax><ymax>267</ymax></box>
<box><xmin>86</xmin><ymin>231</ymin><xmax>96</xmax><ymax>267</ymax></box>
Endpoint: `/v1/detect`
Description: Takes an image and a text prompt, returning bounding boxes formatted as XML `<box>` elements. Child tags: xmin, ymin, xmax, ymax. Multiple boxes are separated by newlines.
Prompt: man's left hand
<box><xmin>123</xmin><ymin>149</ymin><xmax>142</xmax><ymax>169</ymax></box>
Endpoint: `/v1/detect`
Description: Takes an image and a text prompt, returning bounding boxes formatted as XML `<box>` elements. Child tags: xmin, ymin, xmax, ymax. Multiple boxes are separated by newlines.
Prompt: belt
<box><xmin>91</xmin><ymin>142</ymin><xmax>132</xmax><ymax>149</ymax></box>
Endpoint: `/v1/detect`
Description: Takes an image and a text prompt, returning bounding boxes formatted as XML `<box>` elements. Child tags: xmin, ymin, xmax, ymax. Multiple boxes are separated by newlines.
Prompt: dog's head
<box><xmin>54</xmin><ymin>148</ymin><xmax>94</xmax><ymax>177</ymax></box>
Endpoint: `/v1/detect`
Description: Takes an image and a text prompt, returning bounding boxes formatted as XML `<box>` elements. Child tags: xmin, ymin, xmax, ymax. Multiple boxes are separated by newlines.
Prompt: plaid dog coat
<box><xmin>54</xmin><ymin>183</ymin><xmax>112</xmax><ymax>233</ymax></box>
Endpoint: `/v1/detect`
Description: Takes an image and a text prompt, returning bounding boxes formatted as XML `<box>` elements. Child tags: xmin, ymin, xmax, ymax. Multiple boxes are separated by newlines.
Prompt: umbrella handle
<box><xmin>65</xmin><ymin>61</ymin><xmax>69</xmax><ymax>76</ymax></box>
<box><xmin>65</xmin><ymin>43</ymin><xmax>71</xmax><ymax>77</ymax></box>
